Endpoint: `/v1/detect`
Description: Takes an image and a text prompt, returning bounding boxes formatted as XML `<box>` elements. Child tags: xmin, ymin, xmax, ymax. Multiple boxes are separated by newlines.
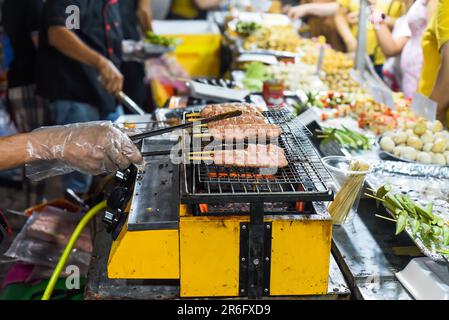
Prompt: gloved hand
<box><xmin>26</xmin><ymin>122</ymin><xmax>143</xmax><ymax>180</ymax></box>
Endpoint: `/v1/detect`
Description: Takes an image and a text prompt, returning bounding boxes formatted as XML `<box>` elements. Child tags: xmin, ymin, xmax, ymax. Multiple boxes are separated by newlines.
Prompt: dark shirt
<box><xmin>119</xmin><ymin>0</ymin><xmax>140</xmax><ymax>41</ymax></box>
<box><xmin>2</xmin><ymin>0</ymin><xmax>43</xmax><ymax>88</ymax></box>
<box><xmin>36</xmin><ymin>0</ymin><xmax>123</xmax><ymax>116</ymax></box>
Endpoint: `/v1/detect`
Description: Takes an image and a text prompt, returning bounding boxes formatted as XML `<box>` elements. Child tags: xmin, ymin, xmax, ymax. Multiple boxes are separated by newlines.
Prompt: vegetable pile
<box><xmin>318</xmin><ymin>127</ymin><xmax>373</xmax><ymax>151</ymax></box>
<box><xmin>241</xmin><ymin>62</ymin><xmax>325</xmax><ymax>92</ymax></box>
<box><xmin>145</xmin><ymin>32</ymin><xmax>177</xmax><ymax>47</ymax></box>
<box><xmin>241</xmin><ymin>62</ymin><xmax>269</xmax><ymax>92</ymax></box>
<box><xmin>368</xmin><ymin>185</ymin><xmax>449</xmax><ymax>257</ymax></box>
<box><xmin>243</xmin><ymin>26</ymin><xmax>306</xmax><ymax>52</ymax></box>
<box><xmin>235</xmin><ymin>21</ymin><xmax>261</xmax><ymax>36</ymax></box>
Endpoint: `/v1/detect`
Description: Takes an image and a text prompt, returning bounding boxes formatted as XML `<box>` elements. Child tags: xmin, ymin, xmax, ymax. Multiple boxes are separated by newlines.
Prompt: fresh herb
<box><xmin>367</xmin><ymin>185</ymin><xmax>449</xmax><ymax>258</ymax></box>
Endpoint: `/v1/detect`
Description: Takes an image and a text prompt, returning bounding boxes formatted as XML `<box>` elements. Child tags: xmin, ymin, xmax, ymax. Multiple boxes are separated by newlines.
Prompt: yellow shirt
<box><xmin>418</xmin><ymin>0</ymin><xmax>449</xmax><ymax>97</ymax></box>
<box><xmin>337</xmin><ymin>0</ymin><xmax>405</xmax><ymax>65</ymax></box>
<box><xmin>170</xmin><ymin>0</ymin><xmax>200</xmax><ymax>19</ymax></box>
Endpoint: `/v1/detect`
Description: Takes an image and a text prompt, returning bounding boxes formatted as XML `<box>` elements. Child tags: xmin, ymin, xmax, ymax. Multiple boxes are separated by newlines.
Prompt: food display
<box><xmin>235</xmin><ymin>21</ymin><xmax>262</xmax><ymax>37</ymax></box>
<box><xmin>243</xmin><ymin>25</ymin><xmax>307</xmax><ymax>52</ymax></box>
<box><xmin>321</xmin><ymin>70</ymin><xmax>360</xmax><ymax>93</ymax></box>
<box><xmin>353</xmin><ymin>94</ymin><xmax>416</xmax><ymax>134</ymax></box>
<box><xmin>379</xmin><ymin>119</ymin><xmax>449</xmax><ymax>165</ymax></box>
<box><xmin>304</xmin><ymin>91</ymin><xmax>353</xmax><ymax>121</ymax></box>
<box><xmin>266</xmin><ymin>62</ymin><xmax>326</xmax><ymax>92</ymax></box>
<box><xmin>144</xmin><ymin>32</ymin><xmax>178</xmax><ymax>47</ymax></box>
<box><xmin>301</xmin><ymin>47</ymin><xmax>354</xmax><ymax>73</ymax></box>
<box><xmin>241</xmin><ymin>62</ymin><xmax>270</xmax><ymax>92</ymax></box>
<box><xmin>240</xmin><ymin>61</ymin><xmax>325</xmax><ymax>92</ymax></box>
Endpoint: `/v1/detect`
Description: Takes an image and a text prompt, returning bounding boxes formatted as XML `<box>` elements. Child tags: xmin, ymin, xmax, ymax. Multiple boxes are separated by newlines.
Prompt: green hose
<box><xmin>41</xmin><ymin>200</ymin><xmax>107</xmax><ymax>300</ymax></box>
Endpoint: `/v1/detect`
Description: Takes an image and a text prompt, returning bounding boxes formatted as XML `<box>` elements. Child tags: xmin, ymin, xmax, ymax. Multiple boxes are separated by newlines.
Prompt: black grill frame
<box><xmin>180</xmin><ymin>107</ymin><xmax>334</xmax><ymax>204</ymax></box>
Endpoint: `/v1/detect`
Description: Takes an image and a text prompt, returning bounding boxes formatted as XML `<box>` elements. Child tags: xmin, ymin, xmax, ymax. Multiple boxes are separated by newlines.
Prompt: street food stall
<box><xmin>2</xmin><ymin>4</ymin><xmax>449</xmax><ymax>302</ymax></box>
<box><xmin>83</xmin><ymin>11</ymin><xmax>449</xmax><ymax>300</ymax></box>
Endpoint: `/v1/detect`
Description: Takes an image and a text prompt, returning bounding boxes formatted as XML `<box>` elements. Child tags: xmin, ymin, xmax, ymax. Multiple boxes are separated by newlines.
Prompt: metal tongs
<box><xmin>129</xmin><ymin>110</ymin><xmax>243</xmax><ymax>142</ymax></box>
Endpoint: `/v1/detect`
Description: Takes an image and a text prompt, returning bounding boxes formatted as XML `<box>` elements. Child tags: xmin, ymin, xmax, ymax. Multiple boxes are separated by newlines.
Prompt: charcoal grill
<box><xmin>181</xmin><ymin>107</ymin><xmax>334</xmax><ymax>204</ymax></box>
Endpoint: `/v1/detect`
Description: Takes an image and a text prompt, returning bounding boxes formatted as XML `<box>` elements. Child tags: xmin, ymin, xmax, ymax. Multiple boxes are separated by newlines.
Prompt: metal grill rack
<box><xmin>181</xmin><ymin>107</ymin><xmax>334</xmax><ymax>204</ymax></box>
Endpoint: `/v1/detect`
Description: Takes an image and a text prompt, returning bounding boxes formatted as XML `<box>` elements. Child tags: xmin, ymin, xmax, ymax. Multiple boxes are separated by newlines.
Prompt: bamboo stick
<box><xmin>328</xmin><ymin>160</ymin><xmax>370</xmax><ymax>224</ymax></box>
<box><xmin>189</xmin><ymin>156</ymin><xmax>214</xmax><ymax>161</ymax></box>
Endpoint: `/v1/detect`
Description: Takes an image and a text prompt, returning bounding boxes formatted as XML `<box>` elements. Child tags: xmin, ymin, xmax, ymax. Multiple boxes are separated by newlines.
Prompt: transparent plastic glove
<box><xmin>25</xmin><ymin>121</ymin><xmax>143</xmax><ymax>181</ymax></box>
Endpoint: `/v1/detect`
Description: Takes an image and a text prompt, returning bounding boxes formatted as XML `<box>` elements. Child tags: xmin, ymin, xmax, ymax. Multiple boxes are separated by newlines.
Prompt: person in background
<box><xmin>119</xmin><ymin>0</ymin><xmax>153</xmax><ymax>111</ymax></box>
<box><xmin>151</xmin><ymin>0</ymin><xmax>173</xmax><ymax>20</ymax></box>
<box><xmin>1</xmin><ymin>0</ymin><xmax>46</xmax><ymax>133</ymax></box>
<box><xmin>168</xmin><ymin>0</ymin><xmax>224</xmax><ymax>20</ymax></box>
<box><xmin>334</xmin><ymin>0</ymin><xmax>405</xmax><ymax>78</ymax></box>
<box><xmin>418</xmin><ymin>0</ymin><xmax>449</xmax><ymax>126</ymax></box>
<box><xmin>36</xmin><ymin>0</ymin><xmax>124</xmax><ymax>194</ymax></box>
<box><xmin>285</xmin><ymin>1</ymin><xmax>346</xmax><ymax>52</ymax></box>
<box><xmin>372</xmin><ymin>0</ymin><xmax>436</xmax><ymax>97</ymax></box>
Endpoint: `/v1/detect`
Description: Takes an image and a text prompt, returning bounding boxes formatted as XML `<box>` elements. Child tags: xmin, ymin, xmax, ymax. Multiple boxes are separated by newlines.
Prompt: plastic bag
<box><xmin>5</xmin><ymin>205</ymin><xmax>92</xmax><ymax>276</ymax></box>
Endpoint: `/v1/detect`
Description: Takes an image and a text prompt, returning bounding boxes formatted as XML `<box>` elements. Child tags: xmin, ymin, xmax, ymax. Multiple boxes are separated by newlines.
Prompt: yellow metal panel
<box><xmin>108</xmin><ymin>225</ymin><xmax>179</xmax><ymax>279</ymax></box>
<box><xmin>270</xmin><ymin>218</ymin><xmax>332</xmax><ymax>296</ymax></box>
<box><xmin>179</xmin><ymin>204</ymin><xmax>189</xmax><ymax>217</ymax></box>
<box><xmin>179</xmin><ymin>216</ymin><xmax>247</xmax><ymax>297</ymax></box>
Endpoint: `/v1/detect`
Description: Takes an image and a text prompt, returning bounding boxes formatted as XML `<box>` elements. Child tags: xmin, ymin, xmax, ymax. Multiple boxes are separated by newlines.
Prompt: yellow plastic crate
<box><xmin>153</xmin><ymin>21</ymin><xmax>222</xmax><ymax>78</ymax></box>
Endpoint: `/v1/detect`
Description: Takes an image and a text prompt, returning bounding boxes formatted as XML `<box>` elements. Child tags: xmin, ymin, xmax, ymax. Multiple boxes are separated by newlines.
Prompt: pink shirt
<box><xmin>400</xmin><ymin>0</ymin><xmax>429</xmax><ymax>98</ymax></box>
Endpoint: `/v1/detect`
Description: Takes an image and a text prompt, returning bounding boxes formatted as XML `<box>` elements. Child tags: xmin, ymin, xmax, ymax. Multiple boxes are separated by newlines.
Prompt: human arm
<box><xmin>286</xmin><ymin>2</ymin><xmax>339</xmax><ymax>19</ymax></box>
<box><xmin>335</xmin><ymin>6</ymin><xmax>357</xmax><ymax>52</ymax></box>
<box><xmin>426</xmin><ymin>0</ymin><xmax>437</xmax><ymax>22</ymax></box>
<box><xmin>194</xmin><ymin>0</ymin><xmax>223</xmax><ymax>10</ymax></box>
<box><xmin>48</xmin><ymin>26</ymin><xmax>123</xmax><ymax>95</ymax></box>
<box><xmin>430</xmin><ymin>42</ymin><xmax>449</xmax><ymax>124</ymax></box>
<box><xmin>0</xmin><ymin>122</ymin><xmax>143</xmax><ymax>174</ymax></box>
<box><xmin>367</xmin><ymin>0</ymin><xmax>399</xmax><ymax>29</ymax></box>
<box><xmin>137</xmin><ymin>0</ymin><xmax>153</xmax><ymax>33</ymax></box>
<box><xmin>373</xmin><ymin>18</ymin><xmax>409</xmax><ymax>57</ymax></box>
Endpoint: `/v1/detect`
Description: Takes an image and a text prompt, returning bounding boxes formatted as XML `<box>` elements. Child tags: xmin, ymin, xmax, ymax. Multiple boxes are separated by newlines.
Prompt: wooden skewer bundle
<box><xmin>328</xmin><ymin>160</ymin><xmax>370</xmax><ymax>225</ymax></box>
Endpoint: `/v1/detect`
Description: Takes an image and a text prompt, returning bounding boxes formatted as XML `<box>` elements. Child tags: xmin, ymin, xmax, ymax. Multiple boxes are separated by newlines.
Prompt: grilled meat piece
<box><xmin>213</xmin><ymin>144</ymin><xmax>288</xmax><ymax>168</ymax></box>
<box><xmin>201</xmin><ymin>103</ymin><xmax>281</xmax><ymax>141</ymax></box>
<box><xmin>200</xmin><ymin>103</ymin><xmax>265</xmax><ymax>119</ymax></box>
<box><xmin>208</xmin><ymin>124</ymin><xmax>282</xmax><ymax>141</ymax></box>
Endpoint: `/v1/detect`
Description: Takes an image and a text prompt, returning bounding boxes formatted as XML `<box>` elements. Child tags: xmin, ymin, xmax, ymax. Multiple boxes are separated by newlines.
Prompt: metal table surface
<box><xmin>85</xmin><ymin>215</ymin><xmax>350</xmax><ymax>300</ymax></box>
<box><xmin>331</xmin><ymin>199</ymin><xmax>416</xmax><ymax>300</ymax></box>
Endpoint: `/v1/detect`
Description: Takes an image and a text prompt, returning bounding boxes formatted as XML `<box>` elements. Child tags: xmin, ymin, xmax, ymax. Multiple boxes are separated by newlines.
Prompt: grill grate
<box><xmin>181</xmin><ymin>107</ymin><xmax>334</xmax><ymax>203</ymax></box>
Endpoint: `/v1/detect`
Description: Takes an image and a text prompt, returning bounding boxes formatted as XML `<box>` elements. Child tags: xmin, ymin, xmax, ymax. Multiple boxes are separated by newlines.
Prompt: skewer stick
<box><xmin>189</xmin><ymin>151</ymin><xmax>217</xmax><ymax>155</ymax></box>
<box><xmin>186</xmin><ymin>113</ymin><xmax>201</xmax><ymax>117</ymax></box>
<box><xmin>193</xmin><ymin>133</ymin><xmax>212</xmax><ymax>138</ymax></box>
<box><xmin>186</xmin><ymin>117</ymin><xmax>203</xmax><ymax>122</ymax></box>
<box><xmin>189</xmin><ymin>157</ymin><xmax>214</xmax><ymax>161</ymax></box>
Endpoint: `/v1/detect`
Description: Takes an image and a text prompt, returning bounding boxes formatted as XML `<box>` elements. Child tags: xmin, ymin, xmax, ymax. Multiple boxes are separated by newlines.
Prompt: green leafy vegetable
<box><xmin>241</xmin><ymin>62</ymin><xmax>269</xmax><ymax>92</ymax></box>
<box><xmin>317</xmin><ymin>126</ymin><xmax>373</xmax><ymax>151</ymax></box>
<box><xmin>236</xmin><ymin>21</ymin><xmax>261</xmax><ymax>36</ymax></box>
<box><xmin>366</xmin><ymin>185</ymin><xmax>449</xmax><ymax>258</ymax></box>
